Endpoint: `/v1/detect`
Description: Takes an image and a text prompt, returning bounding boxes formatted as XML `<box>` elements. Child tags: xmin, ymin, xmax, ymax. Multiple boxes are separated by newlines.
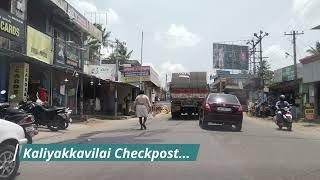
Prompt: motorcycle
<box><xmin>275</xmin><ymin>106</ymin><xmax>293</xmax><ymax>131</ymax></box>
<box><xmin>0</xmin><ymin>90</ymin><xmax>38</xmax><ymax>144</ymax></box>
<box><xmin>19</xmin><ymin>100</ymin><xmax>72</xmax><ymax>131</ymax></box>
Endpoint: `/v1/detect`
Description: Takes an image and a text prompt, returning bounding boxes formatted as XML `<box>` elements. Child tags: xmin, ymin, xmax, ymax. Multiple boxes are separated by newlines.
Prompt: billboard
<box><xmin>0</xmin><ymin>8</ymin><xmax>25</xmax><ymax>42</ymax></box>
<box><xmin>27</xmin><ymin>26</ymin><xmax>53</xmax><ymax>64</ymax></box>
<box><xmin>213</xmin><ymin>43</ymin><xmax>249</xmax><ymax>70</ymax></box>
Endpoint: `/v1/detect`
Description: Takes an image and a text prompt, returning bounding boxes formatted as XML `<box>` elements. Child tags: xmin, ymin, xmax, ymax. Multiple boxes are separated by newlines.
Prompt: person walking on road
<box><xmin>134</xmin><ymin>90</ymin><xmax>152</xmax><ymax>130</ymax></box>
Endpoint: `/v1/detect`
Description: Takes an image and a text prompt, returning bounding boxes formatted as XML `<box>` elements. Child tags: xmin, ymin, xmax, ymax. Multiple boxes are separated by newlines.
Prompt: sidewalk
<box><xmin>33</xmin><ymin>117</ymin><xmax>138</xmax><ymax>144</ymax></box>
<box><xmin>70</xmin><ymin>114</ymin><xmax>136</xmax><ymax>122</ymax></box>
<box><xmin>244</xmin><ymin>113</ymin><xmax>320</xmax><ymax>137</ymax></box>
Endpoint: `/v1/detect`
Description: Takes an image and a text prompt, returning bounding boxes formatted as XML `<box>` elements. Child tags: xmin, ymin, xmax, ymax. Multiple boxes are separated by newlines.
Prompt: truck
<box><xmin>170</xmin><ymin>72</ymin><xmax>209</xmax><ymax>119</ymax></box>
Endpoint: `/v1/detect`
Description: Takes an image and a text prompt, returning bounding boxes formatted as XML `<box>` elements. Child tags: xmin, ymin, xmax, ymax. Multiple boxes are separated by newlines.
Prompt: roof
<box><xmin>299</xmin><ymin>54</ymin><xmax>320</xmax><ymax>64</ymax></box>
<box><xmin>312</xmin><ymin>25</ymin><xmax>320</xmax><ymax>30</ymax></box>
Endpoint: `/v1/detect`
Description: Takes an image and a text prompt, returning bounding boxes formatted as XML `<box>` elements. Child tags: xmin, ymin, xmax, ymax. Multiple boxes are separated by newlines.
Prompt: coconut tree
<box><xmin>306</xmin><ymin>41</ymin><xmax>320</xmax><ymax>55</ymax></box>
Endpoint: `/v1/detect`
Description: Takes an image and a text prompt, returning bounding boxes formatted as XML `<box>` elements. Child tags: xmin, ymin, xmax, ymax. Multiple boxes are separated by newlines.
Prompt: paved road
<box><xmin>17</xmin><ymin>115</ymin><xmax>320</xmax><ymax>180</ymax></box>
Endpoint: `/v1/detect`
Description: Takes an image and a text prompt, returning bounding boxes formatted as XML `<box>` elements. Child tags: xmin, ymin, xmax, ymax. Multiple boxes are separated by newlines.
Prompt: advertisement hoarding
<box><xmin>9</xmin><ymin>63</ymin><xmax>29</xmax><ymax>102</ymax></box>
<box><xmin>54</xmin><ymin>38</ymin><xmax>66</xmax><ymax>65</ymax></box>
<box><xmin>213</xmin><ymin>43</ymin><xmax>249</xmax><ymax>70</ymax></box>
<box><xmin>27</xmin><ymin>26</ymin><xmax>52</xmax><ymax>64</ymax></box>
<box><xmin>67</xmin><ymin>4</ymin><xmax>88</xmax><ymax>31</ymax></box>
<box><xmin>83</xmin><ymin>64</ymin><xmax>116</xmax><ymax>81</ymax></box>
<box><xmin>0</xmin><ymin>8</ymin><xmax>25</xmax><ymax>42</ymax></box>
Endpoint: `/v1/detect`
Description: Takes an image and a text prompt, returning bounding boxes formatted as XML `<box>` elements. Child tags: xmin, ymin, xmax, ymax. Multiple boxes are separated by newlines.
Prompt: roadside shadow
<box><xmin>56</xmin><ymin>128</ymin><xmax>168</xmax><ymax>144</ymax></box>
<box><xmin>201</xmin><ymin>125</ymin><xmax>241</xmax><ymax>132</ymax></box>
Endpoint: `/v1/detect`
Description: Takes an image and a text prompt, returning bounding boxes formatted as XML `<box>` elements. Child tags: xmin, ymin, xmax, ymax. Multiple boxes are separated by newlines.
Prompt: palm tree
<box><xmin>306</xmin><ymin>41</ymin><xmax>320</xmax><ymax>55</ymax></box>
<box><xmin>106</xmin><ymin>38</ymin><xmax>133</xmax><ymax>64</ymax></box>
<box><xmin>85</xmin><ymin>23</ymin><xmax>112</xmax><ymax>63</ymax></box>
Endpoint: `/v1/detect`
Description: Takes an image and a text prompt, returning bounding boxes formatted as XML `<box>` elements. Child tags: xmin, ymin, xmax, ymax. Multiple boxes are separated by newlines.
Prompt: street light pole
<box><xmin>140</xmin><ymin>31</ymin><xmax>144</xmax><ymax>90</ymax></box>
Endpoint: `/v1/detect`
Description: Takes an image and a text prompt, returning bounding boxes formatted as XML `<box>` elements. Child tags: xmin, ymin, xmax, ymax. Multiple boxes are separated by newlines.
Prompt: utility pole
<box><xmin>165</xmin><ymin>73</ymin><xmax>167</xmax><ymax>101</ymax></box>
<box><xmin>247</xmin><ymin>39</ymin><xmax>257</xmax><ymax>75</ymax></box>
<box><xmin>254</xmin><ymin>30</ymin><xmax>269</xmax><ymax>88</ymax></box>
<box><xmin>140</xmin><ymin>31</ymin><xmax>144</xmax><ymax>90</ymax></box>
<box><xmin>285</xmin><ymin>30</ymin><xmax>304</xmax><ymax>80</ymax></box>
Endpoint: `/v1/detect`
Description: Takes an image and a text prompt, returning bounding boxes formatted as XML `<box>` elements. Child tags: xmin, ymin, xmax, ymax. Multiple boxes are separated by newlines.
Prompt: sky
<box><xmin>67</xmin><ymin>0</ymin><xmax>320</xmax><ymax>85</ymax></box>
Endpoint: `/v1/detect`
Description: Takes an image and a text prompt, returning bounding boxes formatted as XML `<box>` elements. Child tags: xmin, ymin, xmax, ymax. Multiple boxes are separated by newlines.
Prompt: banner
<box><xmin>27</xmin><ymin>26</ymin><xmax>53</xmax><ymax>64</ymax></box>
<box><xmin>122</xmin><ymin>66</ymin><xmax>151</xmax><ymax>83</ymax></box>
<box><xmin>9</xmin><ymin>63</ymin><xmax>29</xmax><ymax>102</ymax></box>
<box><xmin>67</xmin><ymin>4</ymin><xmax>88</xmax><ymax>31</ymax></box>
<box><xmin>213</xmin><ymin>43</ymin><xmax>249</xmax><ymax>70</ymax></box>
<box><xmin>20</xmin><ymin>144</ymin><xmax>200</xmax><ymax>162</ymax></box>
<box><xmin>54</xmin><ymin>38</ymin><xmax>66</xmax><ymax>65</ymax></box>
<box><xmin>84</xmin><ymin>64</ymin><xmax>116</xmax><ymax>81</ymax></box>
<box><xmin>65</xmin><ymin>43</ymin><xmax>80</xmax><ymax>68</ymax></box>
<box><xmin>0</xmin><ymin>8</ymin><xmax>25</xmax><ymax>42</ymax></box>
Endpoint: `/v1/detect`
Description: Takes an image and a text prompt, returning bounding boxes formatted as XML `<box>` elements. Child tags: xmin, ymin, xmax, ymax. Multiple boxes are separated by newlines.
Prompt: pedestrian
<box><xmin>124</xmin><ymin>93</ymin><xmax>131</xmax><ymax>116</ymax></box>
<box><xmin>134</xmin><ymin>90</ymin><xmax>152</xmax><ymax>130</ymax></box>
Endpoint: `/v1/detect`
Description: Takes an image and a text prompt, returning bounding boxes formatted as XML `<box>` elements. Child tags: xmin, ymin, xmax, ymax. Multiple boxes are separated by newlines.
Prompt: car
<box><xmin>0</xmin><ymin>119</ymin><xmax>28</xmax><ymax>180</ymax></box>
<box><xmin>199</xmin><ymin>93</ymin><xmax>243</xmax><ymax>131</ymax></box>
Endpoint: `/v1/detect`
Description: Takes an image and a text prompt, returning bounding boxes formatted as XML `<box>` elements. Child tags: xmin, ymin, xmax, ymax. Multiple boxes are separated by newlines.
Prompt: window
<box><xmin>208</xmin><ymin>94</ymin><xmax>240</xmax><ymax>104</ymax></box>
<box><xmin>0</xmin><ymin>0</ymin><xmax>10</xmax><ymax>12</ymax></box>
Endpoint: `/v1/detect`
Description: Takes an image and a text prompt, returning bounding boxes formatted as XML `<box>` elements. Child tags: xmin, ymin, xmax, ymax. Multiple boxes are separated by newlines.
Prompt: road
<box><xmin>17</xmin><ymin>114</ymin><xmax>320</xmax><ymax>180</ymax></box>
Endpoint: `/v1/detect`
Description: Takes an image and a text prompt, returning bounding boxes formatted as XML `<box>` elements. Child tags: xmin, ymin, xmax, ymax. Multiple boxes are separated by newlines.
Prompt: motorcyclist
<box><xmin>275</xmin><ymin>95</ymin><xmax>290</xmax><ymax>121</ymax></box>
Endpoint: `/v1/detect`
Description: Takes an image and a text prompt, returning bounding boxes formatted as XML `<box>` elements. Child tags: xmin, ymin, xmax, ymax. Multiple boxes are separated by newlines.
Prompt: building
<box><xmin>300</xmin><ymin>54</ymin><xmax>320</xmax><ymax>117</ymax></box>
<box><xmin>268</xmin><ymin>64</ymin><xmax>304</xmax><ymax>118</ymax></box>
<box><xmin>211</xmin><ymin>70</ymin><xmax>249</xmax><ymax>106</ymax></box>
<box><xmin>0</xmin><ymin>0</ymin><xmax>140</xmax><ymax>117</ymax></box>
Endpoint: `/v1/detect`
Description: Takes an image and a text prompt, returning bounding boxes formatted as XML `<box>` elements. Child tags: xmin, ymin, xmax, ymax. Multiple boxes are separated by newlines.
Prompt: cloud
<box><xmin>155</xmin><ymin>24</ymin><xmax>201</xmax><ymax>48</ymax></box>
<box><xmin>157</xmin><ymin>61</ymin><xmax>188</xmax><ymax>87</ymax></box>
<box><xmin>264</xmin><ymin>45</ymin><xmax>292</xmax><ymax>70</ymax></box>
<box><xmin>289</xmin><ymin>0</ymin><xmax>320</xmax><ymax>29</ymax></box>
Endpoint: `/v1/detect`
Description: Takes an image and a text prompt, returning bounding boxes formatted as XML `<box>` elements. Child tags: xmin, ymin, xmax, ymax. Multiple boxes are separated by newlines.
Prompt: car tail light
<box><xmin>238</xmin><ymin>105</ymin><xmax>243</xmax><ymax>112</ymax></box>
<box><xmin>205</xmin><ymin>103</ymin><xmax>211</xmax><ymax>112</ymax></box>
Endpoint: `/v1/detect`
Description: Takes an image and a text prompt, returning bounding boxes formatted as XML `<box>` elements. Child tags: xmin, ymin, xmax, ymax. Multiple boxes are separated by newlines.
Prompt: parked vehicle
<box><xmin>170</xmin><ymin>72</ymin><xmax>209</xmax><ymax>119</ymax></box>
<box><xmin>275</xmin><ymin>106</ymin><xmax>293</xmax><ymax>131</ymax></box>
<box><xmin>19</xmin><ymin>100</ymin><xmax>72</xmax><ymax>131</ymax></box>
<box><xmin>0</xmin><ymin>91</ymin><xmax>37</xmax><ymax>144</ymax></box>
<box><xmin>0</xmin><ymin>119</ymin><xmax>28</xmax><ymax>180</ymax></box>
<box><xmin>199</xmin><ymin>93</ymin><xmax>243</xmax><ymax>131</ymax></box>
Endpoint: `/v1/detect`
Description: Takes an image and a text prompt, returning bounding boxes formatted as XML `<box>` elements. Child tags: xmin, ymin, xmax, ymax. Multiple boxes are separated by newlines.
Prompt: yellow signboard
<box><xmin>122</xmin><ymin>76</ymin><xmax>150</xmax><ymax>83</ymax></box>
<box><xmin>27</xmin><ymin>26</ymin><xmax>53</xmax><ymax>64</ymax></box>
<box><xmin>9</xmin><ymin>63</ymin><xmax>29</xmax><ymax>102</ymax></box>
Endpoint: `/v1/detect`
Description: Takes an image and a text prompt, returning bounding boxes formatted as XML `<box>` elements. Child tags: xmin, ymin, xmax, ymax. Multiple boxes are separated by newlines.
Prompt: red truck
<box><xmin>170</xmin><ymin>72</ymin><xmax>209</xmax><ymax>119</ymax></box>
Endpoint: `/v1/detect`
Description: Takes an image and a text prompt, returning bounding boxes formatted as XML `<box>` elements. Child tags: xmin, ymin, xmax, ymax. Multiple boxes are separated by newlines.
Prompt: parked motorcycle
<box><xmin>275</xmin><ymin>106</ymin><xmax>293</xmax><ymax>131</ymax></box>
<box><xmin>0</xmin><ymin>90</ymin><xmax>38</xmax><ymax>144</ymax></box>
<box><xmin>19</xmin><ymin>100</ymin><xmax>72</xmax><ymax>131</ymax></box>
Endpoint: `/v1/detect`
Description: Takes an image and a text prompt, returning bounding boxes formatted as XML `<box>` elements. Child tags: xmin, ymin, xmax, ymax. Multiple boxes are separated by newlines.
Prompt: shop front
<box><xmin>25</xmin><ymin>25</ymin><xmax>53</xmax><ymax>102</ymax></box>
<box><xmin>52</xmin><ymin>37</ymin><xmax>83</xmax><ymax>113</ymax></box>
<box><xmin>300</xmin><ymin>54</ymin><xmax>320</xmax><ymax>117</ymax></box>
<box><xmin>0</xmin><ymin>8</ymin><xmax>26</xmax><ymax>102</ymax></box>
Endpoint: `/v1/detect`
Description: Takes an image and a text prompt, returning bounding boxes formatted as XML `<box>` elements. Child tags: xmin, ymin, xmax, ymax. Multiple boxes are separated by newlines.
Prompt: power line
<box><xmin>285</xmin><ymin>30</ymin><xmax>304</xmax><ymax>80</ymax></box>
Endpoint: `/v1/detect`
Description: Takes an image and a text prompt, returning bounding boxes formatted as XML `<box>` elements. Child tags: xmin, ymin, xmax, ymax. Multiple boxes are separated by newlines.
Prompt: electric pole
<box><xmin>285</xmin><ymin>30</ymin><xmax>304</xmax><ymax>80</ymax></box>
<box><xmin>247</xmin><ymin>39</ymin><xmax>257</xmax><ymax>75</ymax></box>
<box><xmin>254</xmin><ymin>30</ymin><xmax>269</xmax><ymax>88</ymax></box>
<box><xmin>140</xmin><ymin>31</ymin><xmax>144</xmax><ymax>90</ymax></box>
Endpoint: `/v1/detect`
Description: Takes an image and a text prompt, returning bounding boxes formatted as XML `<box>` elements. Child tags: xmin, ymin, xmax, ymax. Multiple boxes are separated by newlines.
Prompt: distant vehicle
<box><xmin>199</xmin><ymin>93</ymin><xmax>243</xmax><ymax>131</ymax></box>
<box><xmin>0</xmin><ymin>119</ymin><xmax>28</xmax><ymax>180</ymax></box>
<box><xmin>170</xmin><ymin>72</ymin><xmax>209</xmax><ymax>119</ymax></box>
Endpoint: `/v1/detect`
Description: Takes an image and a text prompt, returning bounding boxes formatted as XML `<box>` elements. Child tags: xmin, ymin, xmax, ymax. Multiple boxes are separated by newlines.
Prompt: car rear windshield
<box><xmin>207</xmin><ymin>94</ymin><xmax>240</xmax><ymax>104</ymax></box>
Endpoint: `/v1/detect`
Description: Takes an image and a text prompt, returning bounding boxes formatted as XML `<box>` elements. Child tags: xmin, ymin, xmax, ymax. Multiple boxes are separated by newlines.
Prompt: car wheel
<box><xmin>0</xmin><ymin>144</ymin><xmax>20</xmax><ymax>180</ymax></box>
<box><xmin>234</xmin><ymin>122</ymin><xmax>242</xmax><ymax>131</ymax></box>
